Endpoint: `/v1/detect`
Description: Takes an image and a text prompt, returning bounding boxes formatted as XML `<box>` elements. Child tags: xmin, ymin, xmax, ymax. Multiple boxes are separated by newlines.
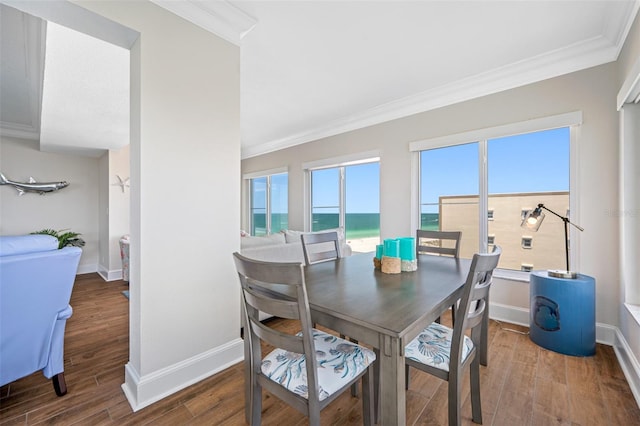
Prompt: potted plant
<box><xmin>31</xmin><ymin>228</ymin><xmax>86</xmax><ymax>249</ymax></box>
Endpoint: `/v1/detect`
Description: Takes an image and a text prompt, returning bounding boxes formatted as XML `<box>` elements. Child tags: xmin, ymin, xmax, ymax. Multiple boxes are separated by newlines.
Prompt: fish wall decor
<box><xmin>0</xmin><ymin>173</ymin><xmax>69</xmax><ymax>195</ymax></box>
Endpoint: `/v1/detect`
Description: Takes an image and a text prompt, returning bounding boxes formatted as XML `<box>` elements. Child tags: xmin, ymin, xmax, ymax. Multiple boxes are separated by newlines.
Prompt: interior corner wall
<box><xmin>242</xmin><ymin>62</ymin><xmax>621</xmax><ymax>328</ymax></box>
<box><xmin>0</xmin><ymin>136</ymin><xmax>100</xmax><ymax>273</ymax></box>
<box><xmin>74</xmin><ymin>0</ymin><xmax>242</xmax><ymax>410</ymax></box>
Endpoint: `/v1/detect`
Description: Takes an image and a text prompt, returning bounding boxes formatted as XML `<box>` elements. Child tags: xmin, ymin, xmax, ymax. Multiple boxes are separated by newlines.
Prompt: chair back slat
<box><xmin>301</xmin><ymin>231</ymin><xmax>341</xmax><ymax>265</ymax></box>
<box><xmin>242</xmin><ymin>284</ymin><xmax>301</xmax><ymax>320</ymax></box>
<box><xmin>416</xmin><ymin>230</ymin><xmax>461</xmax><ymax>258</ymax></box>
<box><xmin>450</xmin><ymin>246</ymin><xmax>501</xmax><ymax>364</ymax></box>
<box><xmin>249</xmin><ymin>318</ymin><xmax>305</xmax><ymax>354</ymax></box>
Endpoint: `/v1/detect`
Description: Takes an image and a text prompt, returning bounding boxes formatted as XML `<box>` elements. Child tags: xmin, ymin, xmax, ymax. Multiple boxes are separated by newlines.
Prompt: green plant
<box><xmin>31</xmin><ymin>228</ymin><xmax>86</xmax><ymax>249</ymax></box>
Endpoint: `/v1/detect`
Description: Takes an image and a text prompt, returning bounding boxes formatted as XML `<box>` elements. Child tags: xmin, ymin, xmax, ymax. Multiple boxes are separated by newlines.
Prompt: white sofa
<box><xmin>240</xmin><ymin>228</ymin><xmax>352</xmax><ymax>263</ymax></box>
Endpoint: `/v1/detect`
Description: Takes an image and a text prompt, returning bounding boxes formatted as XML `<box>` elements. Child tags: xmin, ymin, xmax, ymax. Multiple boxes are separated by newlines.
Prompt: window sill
<box><xmin>494</xmin><ymin>268</ymin><xmax>531</xmax><ymax>283</ymax></box>
<box><xmin>624</xmin><ymin>303</ymin><xmax>640</xmax><ymax>327</ymax></box>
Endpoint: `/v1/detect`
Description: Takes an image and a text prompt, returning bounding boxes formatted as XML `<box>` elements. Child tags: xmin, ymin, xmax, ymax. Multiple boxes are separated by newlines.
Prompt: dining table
<box><xmin>302</xmin><ymin>252</ymin><xmax>471</xmax><ymax>425</ymax></box>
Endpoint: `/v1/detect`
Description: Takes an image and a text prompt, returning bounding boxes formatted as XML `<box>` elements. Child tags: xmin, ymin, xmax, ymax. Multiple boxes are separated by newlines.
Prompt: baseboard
<box><xmin>613</xmin><ymin>328</ymin><xmax>640</xmax><ymax>407</ymax></box>
<box><xmin>97</xmin><ymin>266</ymin><xmax>123</xmax><ymax>282</ymax></box>
<box><xmin>489</xmin><ymin>301</ymin><xmax>529</xmax><ymax>327</ymax></box>
<box><xmin>121</xmin><ymin>337</ymin><xmax>244</xmax><ymax>412</ymax></box>
<box><xmin>77</xmin><ymin>263</ymin><xmax>98</xmax><ymax>275</ymax></box>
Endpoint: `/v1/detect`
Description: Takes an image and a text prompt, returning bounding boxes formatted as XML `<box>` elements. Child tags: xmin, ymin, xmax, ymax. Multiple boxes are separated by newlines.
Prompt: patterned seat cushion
<box><xmin>261</xmin><ymin>329</ymin><xmax>376</xmax><ymax>401</ymax></box>
<box><xmin>405</xmin><ymin>323</ymin><xmax>474</xmax><ymax>372</ymax></box>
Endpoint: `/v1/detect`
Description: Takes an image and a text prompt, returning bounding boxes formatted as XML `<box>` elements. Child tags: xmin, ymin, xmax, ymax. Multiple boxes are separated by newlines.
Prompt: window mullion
<box><xmin>479</xmin><ymin>140</ymin><xmax>489</xmax><ymax>253</ymax></box>
<box><xmin>266</xmin><ymin>176</ymin><xmax>272</xmax><ymax>234</ymax></box>
<box><xmin>339</xmin><ymin>167</ymin><xmax>346</xmax><ymax>228</ymax></box>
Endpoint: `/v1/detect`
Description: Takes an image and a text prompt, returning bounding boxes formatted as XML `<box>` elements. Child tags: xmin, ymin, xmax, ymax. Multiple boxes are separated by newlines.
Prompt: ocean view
<box><xmin>252</xmin><ymin>213</ymin><xmax>440</xmax><ymax>237</ymax></box>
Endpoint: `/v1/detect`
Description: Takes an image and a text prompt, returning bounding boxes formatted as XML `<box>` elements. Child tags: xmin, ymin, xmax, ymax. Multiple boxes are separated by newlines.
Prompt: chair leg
<box><xmin>448</xmin><ymin>374</ymin><xmax>462</xmax><ymax>426</ymax></box>
<box><xmin>480</xmin><ymin>310</ymin><xmax>489</xmax><ymax>366</ymax></box>
<box><xmin>361</xmin><ymin>368</ymin><xmax>374</xmax><ymax>426</ymax></box>
<box><xmin>52</xmin><ymin>373</ymin><xmax>67</xmax><ymax>396</ymax></box>
<box><xmin>249</xmin><ymin>380</ymin><xmax>262</xmax><ymax>425</ymax></box>
<box><xmin>373</xmin><ymin>348</ymin><xmax>380</xmax><ymax>424</ymax></box>
<box><xmin>470</xmin><ymin>356</ymin><xmax>483</xmax><ymax>424</ymax></box>
<box><xmin>347</xmin><ymin>336</ymin><xmax>360</xmax><ymax>397</ymax></box>
<box><xmin>405</xmin><ymin>364</ymin><xmax>411</xmax><ymax>390</ymax></box>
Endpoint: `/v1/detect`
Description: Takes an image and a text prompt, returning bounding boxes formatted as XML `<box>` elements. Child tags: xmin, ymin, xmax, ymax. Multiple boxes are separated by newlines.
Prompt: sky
<box><xmin>255</xmin><ymin>127</ymin><xmax>569</xmax><ymax>215</ymax></box>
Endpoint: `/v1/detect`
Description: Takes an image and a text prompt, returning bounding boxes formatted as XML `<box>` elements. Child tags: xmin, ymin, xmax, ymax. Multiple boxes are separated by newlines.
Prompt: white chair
<box><xmin>233</xmin><ymin>252</ymin><xmax>376</xmax><ymax>425</ymax></box>
<box><xmin>405</xmin><ymin>246</ymin><xmax>501</xmax><ymax>426</ymax></box>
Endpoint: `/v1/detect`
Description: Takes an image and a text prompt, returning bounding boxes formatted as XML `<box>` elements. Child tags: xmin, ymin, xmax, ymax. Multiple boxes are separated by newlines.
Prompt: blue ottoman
<box><xmin>529</xmin><ymin>271</ymin><xmax>595</xmax><ymax>356</ymax></box>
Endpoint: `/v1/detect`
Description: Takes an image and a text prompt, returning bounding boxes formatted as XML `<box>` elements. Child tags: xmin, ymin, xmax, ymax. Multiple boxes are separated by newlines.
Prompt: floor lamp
<box><xmin>521</xmin><ymin>203</ymin><xmax>584</xmax><ymax>279</ymax></box>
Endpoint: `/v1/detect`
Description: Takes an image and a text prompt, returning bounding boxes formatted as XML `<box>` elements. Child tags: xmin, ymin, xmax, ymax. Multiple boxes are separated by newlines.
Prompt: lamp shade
<box><xmin>521</xmin><ymin>208</ymin><xmax>545</xmax><ymax>231</ymax></box>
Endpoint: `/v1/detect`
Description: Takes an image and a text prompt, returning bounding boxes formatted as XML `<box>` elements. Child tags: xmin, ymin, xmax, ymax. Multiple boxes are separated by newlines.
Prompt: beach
<box><xmin>346</xmin><ymin>236</ymin><xmax>380</xmax><ymax>253</ymax></box>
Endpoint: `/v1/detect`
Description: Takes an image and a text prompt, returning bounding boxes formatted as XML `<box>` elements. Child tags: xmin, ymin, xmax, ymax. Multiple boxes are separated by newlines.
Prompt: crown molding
<box><xmin>0</xmin><ymin>121</ymin><xmax>39</xmax><ymax>140</ymax></box>
<box><xmin>150</xmin><ymin>0</ymin><xmax>256</xmax><ymax>46</ymax></box>
<box><xmin>241</xmin><ymin>33</ymin><xmax>619</xmax><ymax>159</ymax></box>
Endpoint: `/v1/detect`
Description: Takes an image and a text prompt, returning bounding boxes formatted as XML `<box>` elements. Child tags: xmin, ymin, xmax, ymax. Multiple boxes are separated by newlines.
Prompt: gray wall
<box><xmin>243</xmin><ymin>62</ymin><xmax>621</xmax><ymax>327</ymax></box>
<box><xmin>0</xmin><ymin>136</ymin><xmax>99</xmax><ymax>272</ymax></box>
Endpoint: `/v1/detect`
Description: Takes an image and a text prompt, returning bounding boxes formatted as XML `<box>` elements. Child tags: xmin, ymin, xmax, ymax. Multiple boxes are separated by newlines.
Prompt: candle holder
<box><xmin>381</xmin><ymin>256</ymin><xmax>401</xmax><ymax>274</ymax></box>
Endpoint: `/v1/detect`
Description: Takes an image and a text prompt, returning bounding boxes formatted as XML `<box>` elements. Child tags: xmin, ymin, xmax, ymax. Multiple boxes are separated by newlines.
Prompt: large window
<box><xmin>418</xmin><ymin>124</ymin><xmax>572</xmax><ymax>273</ymax></box>
<box><xmin>248</xmin><ymin>172</ymin><xmax>288</xmax><ymax>236</ymax></box>
<box><xmin>310</xmin><ymin>161</ymin><xmax>380</xmax><ymax>252</ymax></box>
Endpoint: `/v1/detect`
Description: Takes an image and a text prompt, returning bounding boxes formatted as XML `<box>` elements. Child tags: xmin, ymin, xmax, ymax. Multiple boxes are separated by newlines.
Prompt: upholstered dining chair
<box><xmin>404</xmin><ymin>246</ymin><xmax>501</xmax><ymax>426</ymax></box>
<box><xmin>300</xmin><ymin>231</ymin><xmax>361</xmax><ymax>396</ymax></box>
<box><xmin>233</xmin><ymin>253</ymin><xmax>376</xmax><ymax>426</ymax></box>
<box><xmin>416</xmin><ymin>230</ymin><xmax>462</xmax><ymax>325</ymax></box>
<box><xmin>300</xmin><ymin>231</ymin><xmax>341</xmax><ymax>265</ymax></box>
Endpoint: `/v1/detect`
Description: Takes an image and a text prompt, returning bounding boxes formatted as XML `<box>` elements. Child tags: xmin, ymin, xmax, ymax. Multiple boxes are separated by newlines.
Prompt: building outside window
<box><xmin>419</xmin><ymin>126</ymin><xmax>571</xmax><ymax>272</ymax></box>
<box><xmin>310</xmin><ymin>161</ymin><xmax>380</xmax><ymax>253</ymax></box>
<box><xmin>248</xmin><ymin>172</ymin><xmax>288</xmax><ymax>236</ymax></box>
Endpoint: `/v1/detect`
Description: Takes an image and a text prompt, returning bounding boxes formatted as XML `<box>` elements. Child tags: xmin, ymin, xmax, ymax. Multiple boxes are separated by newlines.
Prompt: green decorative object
<box><xmin>31</xmin><ymin>229</ymin><xmax>86</xmax><ymax>249</ymax></box>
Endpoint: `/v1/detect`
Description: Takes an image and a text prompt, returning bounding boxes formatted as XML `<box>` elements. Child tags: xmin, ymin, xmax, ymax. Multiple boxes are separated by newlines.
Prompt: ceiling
<box><xmin>1</xmin><ymin>1</ymin><xmax>638</xmax><ymax>159</ymax></box>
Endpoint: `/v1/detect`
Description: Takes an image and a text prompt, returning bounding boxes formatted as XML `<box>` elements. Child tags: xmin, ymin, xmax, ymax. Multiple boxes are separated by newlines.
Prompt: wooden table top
<box><xmin>303</xmin><ymin>253</ymin><xmax>471</xmax><ymax>340</ymax></box>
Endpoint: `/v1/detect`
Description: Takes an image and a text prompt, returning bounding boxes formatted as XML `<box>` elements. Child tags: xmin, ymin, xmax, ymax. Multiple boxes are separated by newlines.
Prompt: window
<box><xmin>521</xmin><ymin>264</ymin><xmax>534</xmax><ymax>272</ymax></box>
<box><xmin>414</xmin><ymin>112</ymin><xmax>578</xmax><ymax>274</ymax></box>
<box><xmin>247</xmin><ymin>172</ymin><xmax>288</xmax><ymax>236</ymax></box>
<box><xmin>309</xmin><ymin>160</ymin><xmax>380</xmax><ymax>253</ymax></box>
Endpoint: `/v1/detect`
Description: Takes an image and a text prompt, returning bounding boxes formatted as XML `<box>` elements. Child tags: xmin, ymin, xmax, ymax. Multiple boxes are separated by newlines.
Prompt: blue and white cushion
<box><xmin>261</xmin><ymin>329</ymin><xmax>376</xmax><ymax>401</ymax></box>
<box><xmin>405</xmin><ymin>323</ymin><xmax>474</xmax><ymax>372</ymax></box>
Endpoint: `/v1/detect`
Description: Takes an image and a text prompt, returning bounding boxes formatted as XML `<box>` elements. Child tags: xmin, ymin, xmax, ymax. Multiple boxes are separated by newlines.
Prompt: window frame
<box><xmin>243</xmin><ymin>167</ymin><xmax>288</xmax><ymax>236</ymax></box>
<box><xmin>303</xmin><ymin>151</ymin><xmax>380</xmax><ymax>233</ymax></box>
<box><xmin>410</xmin><ymin>112</ymin><xmax>582</xmax><ymax>281</ymax></box>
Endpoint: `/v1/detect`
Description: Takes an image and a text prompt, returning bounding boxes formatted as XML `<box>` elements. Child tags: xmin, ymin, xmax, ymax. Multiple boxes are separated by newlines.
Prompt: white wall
<box><xmin>97</xmin><ymin>145</ymin><xmax>130</xmax><ymax>280</ymax></box>
<box><xmin>0</xmin><ymin>136</ymin><xmax>99</xmax><ymax>273</ymax></box>
<box><xmin>242</xmin><ymin>62</ymin><xmax>621</xmax><ymax>327</ymax></box>
<box><xmin>617</xmin><ymin>11</ymin><xmax>640</xmax><ymax>404</ymax></box>
<box><xmin>73</xmin><ymin>0</ymin><xmax>242</xmax><ymax>410</ymax></box>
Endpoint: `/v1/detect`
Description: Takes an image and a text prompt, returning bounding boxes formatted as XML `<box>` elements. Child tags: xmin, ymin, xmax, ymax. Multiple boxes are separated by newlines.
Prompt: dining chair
<box><xmin>404</xmin><ymin>246</ymin><xmax>501</xmax><ymax>426</ymax></box>
<box><xmin>300</xmin><ymin>231</ymin><xmax>341</xmax><ymax>265</ymax></box>
<box><xmin>416</xmin><ymin>230</ymin><xmax>462</xmax><ymax>325</ymax></box>
<box><xmin>300</xmin><ymin>231</ymin><xmax>361</xmax><ymax>396</ymax></box>
<box><xmin>233</xmin><ymin>252</ymin><xmax>376</xmax><ymax>426</ymax></box>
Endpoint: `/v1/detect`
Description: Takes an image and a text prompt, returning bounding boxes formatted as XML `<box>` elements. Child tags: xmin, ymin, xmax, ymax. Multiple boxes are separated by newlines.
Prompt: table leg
<box><xmin>378</xmin><ymin>334</ymin><xmax>405</xmax><ymax>425</ymax></box>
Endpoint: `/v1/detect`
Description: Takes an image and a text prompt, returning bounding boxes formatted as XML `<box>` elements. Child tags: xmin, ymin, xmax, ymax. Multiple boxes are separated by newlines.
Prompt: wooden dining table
<box><xmin>302</xmin><ymin>252</ymin><xmax>471</xmax><ymax>425</ymax></box>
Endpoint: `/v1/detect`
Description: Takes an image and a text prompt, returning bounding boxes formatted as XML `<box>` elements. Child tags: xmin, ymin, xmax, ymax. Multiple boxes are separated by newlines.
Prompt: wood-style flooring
<box><xmin>1</xmin><ymin>273</ymin><xmax>639</xmax><ymax>425</ymax></box>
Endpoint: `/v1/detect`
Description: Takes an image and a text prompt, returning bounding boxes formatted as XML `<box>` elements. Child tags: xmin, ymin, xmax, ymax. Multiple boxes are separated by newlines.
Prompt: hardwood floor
<box><xmin>1</xmin><ymin>273</ymin><xmax>639</xmax><ymax>425</ymax></box>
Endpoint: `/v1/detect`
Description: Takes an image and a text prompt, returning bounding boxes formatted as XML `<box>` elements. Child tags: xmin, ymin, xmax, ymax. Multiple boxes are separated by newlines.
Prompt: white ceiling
<box><xmin>1</xmin><ymin>1</ymin><xmax>638</xmax><ymax>159</ymax></box>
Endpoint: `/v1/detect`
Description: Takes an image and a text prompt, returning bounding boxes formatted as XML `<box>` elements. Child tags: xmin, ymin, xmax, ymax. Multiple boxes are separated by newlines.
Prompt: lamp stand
<box><xmin>538</xmin><ymin>205</ymin><xmax>583</xmax><ymax>279</ymax></box>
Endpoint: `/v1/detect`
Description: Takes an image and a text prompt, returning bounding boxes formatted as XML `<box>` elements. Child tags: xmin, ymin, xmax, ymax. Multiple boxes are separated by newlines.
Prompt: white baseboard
<box><xmin>122</xmin><ymin>337</ymin><xmax>244</xmax><ymax>412</ymax></box>
<box><xmin>77</xmin><ymin>263</ymin><xmax>98</xmax><ymax>275</ymax></box>
<box><xmin>97</xmin><ymin>266</ymin><xmax>123</xmax><ymax>282</ymax></box>
<box><xmin>490</xmin><ymin>302</ymin><xmax>640</xmax><ymax>408</ymax></box>
<box><xmin>613</xmin><ymin>328</ymin><xmax>640</xmax><ymax>407</ymax></box>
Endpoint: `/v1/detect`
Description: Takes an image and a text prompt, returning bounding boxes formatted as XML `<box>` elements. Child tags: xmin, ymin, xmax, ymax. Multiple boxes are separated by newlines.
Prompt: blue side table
<box><xmin>529</xmin><ymin>271</ymin><xmax>595</xmax><ymax>356</ymax></box>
